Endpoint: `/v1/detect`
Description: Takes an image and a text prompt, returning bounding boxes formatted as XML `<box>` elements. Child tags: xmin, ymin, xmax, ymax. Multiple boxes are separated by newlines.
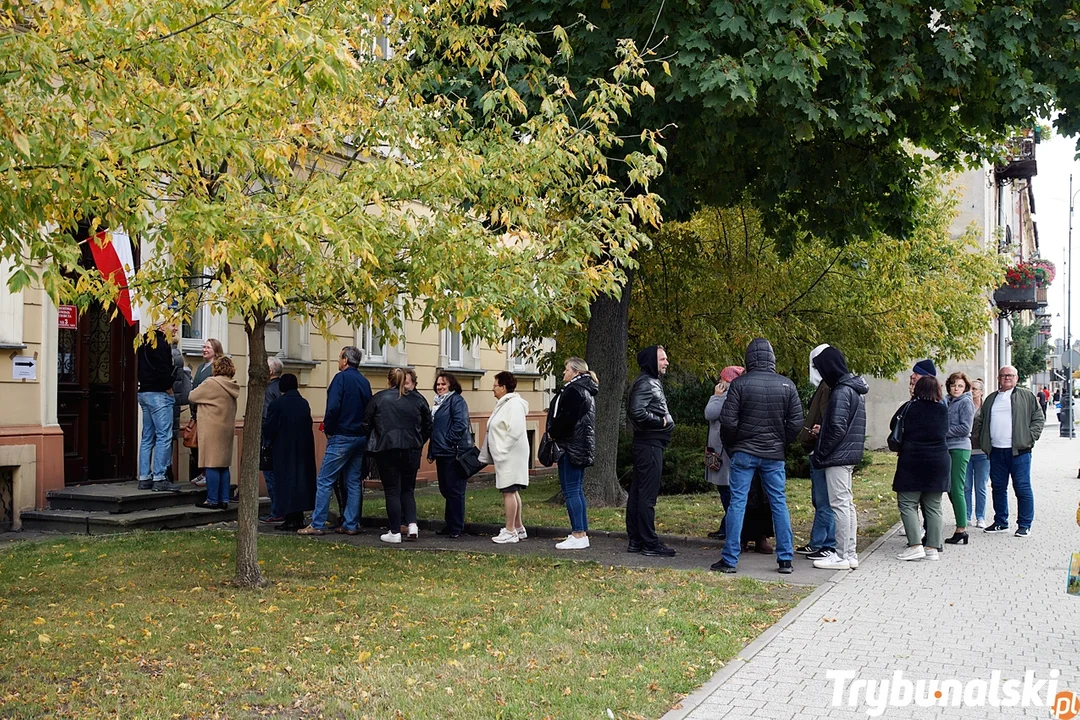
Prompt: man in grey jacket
<box><xmin>713</xmin><ymin>338</ymin><xmax>803</xmax><ymax>574</ymax></box>
<box><xmin>626</xmin><ymin>345</ymin><xmax>675</xmax><ymax>557</ymax></box>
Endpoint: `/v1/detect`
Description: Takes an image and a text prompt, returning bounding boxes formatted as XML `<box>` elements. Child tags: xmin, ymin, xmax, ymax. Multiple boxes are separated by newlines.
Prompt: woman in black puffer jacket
<box><xmin>546</xmin><ymin>357</ymin><xmax>598</xmax><ymax>551</ymax></box>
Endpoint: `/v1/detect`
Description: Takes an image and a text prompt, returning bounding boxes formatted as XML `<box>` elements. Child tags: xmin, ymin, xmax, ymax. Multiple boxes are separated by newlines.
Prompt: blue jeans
<box><xmin>721</xmin><ymin>453</ymin><xmax>794</xmax><ymax>566</ymax></box>
<box><xmin>138</xmin><ymin>392</ymin><xmax>175</xmax><ymax>482</ymax></box>
<box><xmin>311</xmin><ymin>435</ymin><xmax>366</xmax><ymax>530</ymax></box>
<box><xmin>558</xmin><ymin>454</ymin><xmax>588</xmax><ymax>533</ymax></box>
<box><xmin>809</xmin><ymin>458</ymin><xmax>836</xmax><ymax>550</ymax></box>
<box><xmin>988</xmin><ymin>448</ymin><xmax>1034</xmax><ymax>529</ymax></box>
<box><xmin>263</xmin><ymin>471</ymin><xmax>279</xmax><ymax>517</ymax></box>
<box><xmin>205</xmin><ymin>467</ymin><xmax>231</xmax><ymax>505</ymax></box>
<box><xmin>965</xmin><ymin>453</ymin><xmax>990</xmax><ymax>522</ymax></box>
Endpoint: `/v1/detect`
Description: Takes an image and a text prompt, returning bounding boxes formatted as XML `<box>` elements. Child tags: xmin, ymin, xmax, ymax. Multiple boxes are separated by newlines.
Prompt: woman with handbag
<box><xmin>480</xmin><ymin>372</ymin><xmax>530</xmax><ymax>544</ymax></box>
<box><xmin>427</xmin><ymin>371</ymin><xmax>472</xmax><ymax>538</ymax></box>
<box><xmin>545</xmin><ymin>357</ymin><xmax>599</xmax><ymax>550</ymax></box>
<box><xmin>891</xmin><ymin>376</ymin><xmax>950</xmax><ymax>561</ymax></box>
<box><xmin>704</xmin><ymin>366</ymin><xmax>743</xmax><ymax>540</ymax></box>
<box><xmin>187</xmin><ymin>355</ymin><xmax>239</xmax><ymax>510</ymax></box>
<box><xmin>187</xmin><ymin>338</ymin><xmax>223</xmax><ymax>487</ymax></box>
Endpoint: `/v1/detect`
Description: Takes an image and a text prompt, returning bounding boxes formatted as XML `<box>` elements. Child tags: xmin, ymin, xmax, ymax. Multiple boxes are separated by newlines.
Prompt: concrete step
<box><xmin>21</xmin><ymin>499</ymin><xmax>270</xmax><ymax>535</ymax></box>
<box><xmin>46</xmin><ymin>481</ymin><xmax>210</xmax><ymax>513</ymax></box>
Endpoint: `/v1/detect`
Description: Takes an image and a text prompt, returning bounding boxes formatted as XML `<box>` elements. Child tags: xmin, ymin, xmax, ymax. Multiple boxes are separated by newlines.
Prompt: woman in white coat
<box><xmin>481</xmin><ymin>371</ymin><xmax>531</xmax><ymax>544</ymax></box>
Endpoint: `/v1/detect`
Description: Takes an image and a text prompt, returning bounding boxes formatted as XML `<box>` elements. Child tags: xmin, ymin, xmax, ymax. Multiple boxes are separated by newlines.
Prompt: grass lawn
<box><xmin>0</xmin><ymin>532</ymin><xmax>808</xmax><ymax>720</ymax></box>
<box><xmin>372</xmin><ymin>452</ymin><xmax>901</xmax><ymax>550</ymax></box>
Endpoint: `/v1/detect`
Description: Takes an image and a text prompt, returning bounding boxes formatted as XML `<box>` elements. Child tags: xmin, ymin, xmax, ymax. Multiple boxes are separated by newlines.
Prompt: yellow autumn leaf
<box><xmin>32</xmin><ymin>617</ymin><xmax>45</xmax><ymax>625</ymax></box>
<box><xmin>37</xmin><ymin>634</ymin><xmax>51</xmax><ymax>645</ymax></box>
<box><xmin>357</xmin><ymin>650</ymin><xmax>371</xmax><ymax>663</ymax></box>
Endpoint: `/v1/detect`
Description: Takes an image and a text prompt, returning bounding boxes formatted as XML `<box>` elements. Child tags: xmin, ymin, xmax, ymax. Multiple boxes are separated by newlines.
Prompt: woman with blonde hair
<box><xmin>362</xmin><ymin>368</ymin><xmax>432</xmax><ymax>543</ymax></box>
<box><xmin>188</xmin><ymin>355</ymin><xmax>239</xmax><ymax>510</ymax></box>
<box><xmin>189</xmin><ymin>337</ymin><xmax>224</xmax><ymax>486</ymax></box>
<box><xmin>545</xmin><ymin>357</ymin><xmax>599</xmax><ymax>550</ymax></box>
<box><xmin>964</xmin><ymin>378</ymin><xmax>990</xmax><ymax>527</ymax></box>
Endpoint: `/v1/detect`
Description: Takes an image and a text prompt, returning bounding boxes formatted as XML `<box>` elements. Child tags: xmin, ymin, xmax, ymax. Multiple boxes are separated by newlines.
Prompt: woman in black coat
<box><xmin>891</xmin><ymin>376</ymin><xmax>950</xmax><ymax>562</ymax></box>
<box><xmin>546</xmin><ymin>357</ymin><xmax>599</xmax><ymax>550</ymax></box>
<box><xmin>427</xmin><ymin>371</ymin><xmax>472</xmax><ymax>538</ymax></box>
<box><xmin>262</xmin><ymin>374</ymin><xmax>317</xmax><ymax>531</ymax></box>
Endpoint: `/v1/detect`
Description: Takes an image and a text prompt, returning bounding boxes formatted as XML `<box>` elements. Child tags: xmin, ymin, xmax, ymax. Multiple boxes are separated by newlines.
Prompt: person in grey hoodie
<box><xmin>943</xmin><ymin>372</ymin><xmax>975</xmax><ymax>544</ymax></box>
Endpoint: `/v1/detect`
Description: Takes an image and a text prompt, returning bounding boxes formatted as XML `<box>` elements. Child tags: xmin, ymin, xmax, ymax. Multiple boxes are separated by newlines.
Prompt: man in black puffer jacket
<box><xmin>809</xmin><ymin>346</ymin><xmax>868</xmax><ymax>572</ymax></box>
<box><xmin>714</xmin><ymin>338</ymin><xmax>802</xmax><ymax>574</ymax></box>
<box><xmin>626</xmin><ymin>345</ymin><xmax>675</xmax><ymax>557</ymax></box>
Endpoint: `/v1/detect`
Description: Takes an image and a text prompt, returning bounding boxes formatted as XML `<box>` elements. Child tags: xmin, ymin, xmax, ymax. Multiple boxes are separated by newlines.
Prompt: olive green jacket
<box><xmin>972</xmin><ymin>387</ymin><xmax>1044</xmax><ymax>456</ymax></box>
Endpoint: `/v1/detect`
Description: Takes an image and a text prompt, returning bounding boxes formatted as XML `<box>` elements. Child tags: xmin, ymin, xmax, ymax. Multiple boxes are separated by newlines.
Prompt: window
<box><xmin>357</xmin><ymin>323</ymin><xmax>385</xmax><ymax>364</ymax></box>
<box><xmin>445</xmin><ymin>329</ymin><xmax>463</xmax><ymax>367</ymax></box>
<box><xmin>0</xmin><ymin>258</ymin><xmax>24</xmax><ymax>347</ymax></box>
<box><xmin>507</xmin><ymin>338</ymin><xmax>528</xmax><ymax>372</ymax></box>
<box><xmin>180</xmin><ymin>304</ymin><xmax>209</xmax><ymax>353</ymax></box>
<box><xmin>265</xmin><ymin>309</ymin><xmax>286</xmax><ymax>357</ymax></box>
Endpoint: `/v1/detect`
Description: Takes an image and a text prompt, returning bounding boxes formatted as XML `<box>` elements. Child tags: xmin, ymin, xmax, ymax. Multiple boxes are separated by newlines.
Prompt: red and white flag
<box><xmin>88</xmin><ymin>229</ymin><xmax>141</xmax><ymax>325</ymax></box>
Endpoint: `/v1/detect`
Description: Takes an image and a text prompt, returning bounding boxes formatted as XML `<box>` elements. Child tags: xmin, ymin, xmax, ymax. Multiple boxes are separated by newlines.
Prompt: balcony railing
<box><xmin>995</xmin><ymin>133</ymin><xmax>1038</xmax><ymax>181</ymax></box>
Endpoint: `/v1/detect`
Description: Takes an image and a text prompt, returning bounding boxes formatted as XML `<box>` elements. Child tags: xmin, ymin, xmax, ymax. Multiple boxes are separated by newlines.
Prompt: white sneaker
<box><xmin>515</xmin><ymin>526</ymin><xmax>527</xmax><ymax>540</ymax></box>
<box><xmin>924</xmin><ymin>547</ymin><xmax>940</xmax><ymax>561</ymax></box>
<box><xmin>813</xmin><ymin>556</ymin><xmax>851</xmax><ymax>570</ymax></box>
<box><xmin>555</xmin><ymin>535</ymin><xmax>591</xmax><ymax>550</ymax></box>
<box><xmin>897</xmin><ymin>545</ymin><xmax>926</xmax><ymax>561</ymax></box>
<box><xmin>407</xmin><ymin>523</ymin><xmax>419</xmax><ymax>540</ymax></box>
<box><xmin>847</xmin><ymin>556</ymin><xmax>859</xmax><ymax>569</ymax></box>
<box><xmin>492</xmin><ymin>528</ymin><xmax>519</xmax><ymax>544</ymax></box>
<box><xmin>975</xmin><ymin>518</ymin><xmax>986</xmax><ymax>529</ymax></box>
<box><xmin>380</xmin><ymin>532</ymin><xmax>402</xmax><ymax>544</ymax></box>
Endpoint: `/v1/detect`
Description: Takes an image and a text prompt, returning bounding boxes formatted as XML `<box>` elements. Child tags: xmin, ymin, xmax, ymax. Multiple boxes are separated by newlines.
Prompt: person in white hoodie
<box><xmin>480</xmin><ymin>371</ymin><xmax>531</xmax><ymax>543</ymax></box>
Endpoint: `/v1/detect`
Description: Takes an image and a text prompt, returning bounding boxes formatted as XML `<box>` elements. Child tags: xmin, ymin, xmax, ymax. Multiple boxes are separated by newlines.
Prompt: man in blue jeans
<box><xmin>713</xmin><ymin>338</ymin><xmax>803</xmax><ymax>574</ymax></box>
<box><xmin>972</xmin><ymin>365</ymin><xmax>1043</xmax><ymax>537</ymax></box>
<box><xmin>795</xmin><ymin>343</ymin><xmax>836</xmax><ymax>560</ymax></box>
<box><xmin>299</xmin><ymin>346</ymin><xmax>372</xmax><ymax>536</ymax></box>
<box><xmin>137</xmin><ymin>326</ymin><xmax>180</xmax><ymax>492</ymax></box>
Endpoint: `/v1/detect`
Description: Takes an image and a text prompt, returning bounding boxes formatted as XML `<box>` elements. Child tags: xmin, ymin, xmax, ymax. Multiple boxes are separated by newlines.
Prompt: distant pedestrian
<box><xmin>188</xmin><ymin>355</ymin><xmax>240</xmax><ymax>510</ymax></box>
<box><xmin>626</xmin><ymin>345</ymin><xmax>676</xmax><ymax>557</ymax></box>
<box><xmin>363</xmin><ymin>368</ymin><xmax>432</xmax><ymax>543</ymax></box>
<box><xmin>262</xmin><ymin>374</ymin><xmax>316</xmax><ymax>531</ymax></box>
<box><xmin>1038</xmin><ymin>386</ymin><xmax>1049</xmax><ymax>416</ymax></box>
<box><xmin>546</xmin><ymin>357</ymin><xmax>599</xmax><ymax>551</ymax></box>
<box><xmin>481</xmin><ymin>372</ymin><xmax>531</xmax><ymax>544</ymax></box>
<box><xmin>188</xmin><ymin>338</ymin><xmax>223</xmax><ymax>487</ymax></box>
<box><xmin>944</xmin><ymin>372</ymin><xmax>974</xmax><ymax>545</ymax></box>
<box><xmin>713</xmin><ymin>338</ymin><xmax>803</xmax><ymax>575</ymax></box>
<box><xmin>809</xmin><ymin>347</ymin><xmax>868</xmax><ymax>571</ymax></box>
<box><xmin>972</xmin><ymin>365</ymin><xmax>1043</xmax><ymax>537</ymax></box>
<box><xmin>259</xmin><ymin>356</ymin><xmax>285</xmax><ymax>524</ymax></box>
<box><xmin>704</xmin><ymin>366</ymin><xmax>744</xmax><ymax>540</ymax></box>
<box><xmin>892</xmin><ymin>376</ymin><xmax>949</xmax><ymax>561</ymax></box>
<box><xmin>299</xmin><ymin>346</ymin><xmax>373</xmax><ymax>536</ymax></box>
<box><xmin>965</xmin><ymin>378</ymin><xmax>991</xmax><ymax>528</ymax></box>
<box><xmin>795</xmin><ymin>343</ymin><xmax>836</xmax><ymax>561</ymax></box>
<box><xmin>427</xmin><ymin>371</ymin><xmax>472</xmax><ymax>538</ymax></box>
<box><xmin>137</xmin><ymin>325</ymin><xmax>179</xmax><ymax>492</ymax></box>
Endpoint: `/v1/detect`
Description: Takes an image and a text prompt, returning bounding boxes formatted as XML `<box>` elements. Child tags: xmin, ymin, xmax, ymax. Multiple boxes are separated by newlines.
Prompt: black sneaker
<box><xmin>641</xmin><ymin>545</ymin><xmax>677</xmax><ymax>557</ymax></box>
<box><xmin>706</xmin><ymin>529</ymin><xmax>726</xmax><ymax>540</ymax></box>
<box><xmin>778</xmin><ymin>560</ymin><xmax>793</xmax><ymax>574</ymax></box>
<box><xmin>806</xmin><ymin>549</ymin><xmax>837</xmax><ymax>561</ymax></box>
<box><xmin>795</xmin><ymin>544</ymin><xmax>815</xmax><ymax>555</ymax></box>
<box><xmin>710</xmin><ymin>559</ymin><xmax>737</xmax><ymax>573</ymax></box>
<box><xmin>1015</xmin><ymin>527</ymin><xmax>1031</xmax><ymax>538</ymax></box>
<box><xmin>627</xmin><ymin>542</ymin><xmax>643</xmax><ymax>554</ymax></box>
<box><xmin>137</xmin><ymin>479</ymin><xmax>153</xmax><ymax>490</ymax></box>
<box><xmin>151</xmin><ymin>480</ymin><xmax>166</xmax><ymax>492</ymax></box>
<box><xmin>984</xmin><ymin>523</ymin><xmax>1010</xmax><ymax>533</ymax></box>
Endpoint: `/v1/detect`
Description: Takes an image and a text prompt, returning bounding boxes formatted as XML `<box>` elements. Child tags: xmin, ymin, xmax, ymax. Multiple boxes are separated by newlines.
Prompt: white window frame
<box><xmin>444</xmin><ymin>329</ymin><xmax>464</xmax><ymax>368</ymax></box>
<box><xmin>507</xmin><ymin>337</ymin><xmax>528</xmax><ymax>372</ymax></box>
<box><xmin>180</xmin><ymin>302</ymin><xmax>210</xmax><ymax>354</ymax></box>
<box><xmin>0</xmin><ymin>257</ymin><xmax>25</xmax><ymax>347</ymax></box>
<box><xmin>265</xmin><ymin>308</ymin><xmax>288</xmax><ymax>358</ymax></box>
<box><xmin>357</xmin><ymin>322</ymin><xmax>386</xmax><ymax>365</ymax></box>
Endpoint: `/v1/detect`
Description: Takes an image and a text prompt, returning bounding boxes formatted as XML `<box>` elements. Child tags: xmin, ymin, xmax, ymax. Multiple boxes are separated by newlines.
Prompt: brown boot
<box><xmin>755</xmin><ymin>536</ymin><xmax>774</xmax><ymax>554</ymax></box>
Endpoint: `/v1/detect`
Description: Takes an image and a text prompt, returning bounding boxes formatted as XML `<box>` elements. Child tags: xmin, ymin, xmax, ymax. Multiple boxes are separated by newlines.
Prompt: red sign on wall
<box><xmin>58</xmin><ymin>305</ymin><xmax>78</xmax><ymax>330</ymax></box>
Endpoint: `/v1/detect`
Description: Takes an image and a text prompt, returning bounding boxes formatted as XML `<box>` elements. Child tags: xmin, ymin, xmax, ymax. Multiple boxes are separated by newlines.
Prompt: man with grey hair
<box><xmin>300</xmin><ymin>346</ymin><xmax>373</xmax><ymax>536</ymax></box>
<box><xmin>259</xmin><ymin>356</ymin><xmax>285</xmax><ymax>523</ymax></box>
<box><xmin>972</xmin><ymin>364</ymin><xmax>1043</xmax><ymax>537</ymax></box>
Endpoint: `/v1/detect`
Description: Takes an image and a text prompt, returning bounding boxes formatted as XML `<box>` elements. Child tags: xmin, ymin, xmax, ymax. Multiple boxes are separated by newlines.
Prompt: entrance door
<box><xmin>57</xmin><ymin>239</ymin><xmax>139</xmax><ymax>485</ymax></box>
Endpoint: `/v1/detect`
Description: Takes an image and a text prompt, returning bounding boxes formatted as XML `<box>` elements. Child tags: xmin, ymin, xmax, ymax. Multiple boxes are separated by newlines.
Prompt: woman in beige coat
<box><xmin>188</xmin><ymin>356</ymin><xmax>240</xmax><ymax>509</ymax></box>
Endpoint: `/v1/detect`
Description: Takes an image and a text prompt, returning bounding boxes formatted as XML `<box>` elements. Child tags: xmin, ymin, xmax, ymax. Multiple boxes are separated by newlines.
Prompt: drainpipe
<box><xmin>998</xmin><ymin>181</ymin><xmax>1010</xmax><ymax>370</ymax></box>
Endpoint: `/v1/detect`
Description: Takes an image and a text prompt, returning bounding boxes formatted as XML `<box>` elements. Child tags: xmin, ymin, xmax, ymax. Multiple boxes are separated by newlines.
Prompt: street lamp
<box><xmin>1063</xmin><ymin>174</ymin><xmax>1078</xmax><ymax>438</ymax></box>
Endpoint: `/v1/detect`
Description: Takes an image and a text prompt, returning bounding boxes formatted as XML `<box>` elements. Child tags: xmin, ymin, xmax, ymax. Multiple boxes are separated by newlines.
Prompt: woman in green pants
<box><xmin>944</xmin><ymin>372</ymin><xmax>975</xmax><ymax>545</ymax></box>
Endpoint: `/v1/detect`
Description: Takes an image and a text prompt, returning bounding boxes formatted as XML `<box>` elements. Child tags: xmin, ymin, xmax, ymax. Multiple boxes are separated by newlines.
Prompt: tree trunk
<box><xmin>234</xmin><ymin>318</ymin><xmax>269</xmax><ymax>588</ymax></box>
<box><xmin>582</xmin><ymin>281</ymin><xmax>633</xmax><ymax>507</ymax></box>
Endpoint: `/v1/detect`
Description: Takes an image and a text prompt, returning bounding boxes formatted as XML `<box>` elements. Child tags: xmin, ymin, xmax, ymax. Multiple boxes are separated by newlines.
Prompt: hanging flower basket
<box><xmin>994</xmin><ymin>283</ymin><xmax>1038</xmax><ymax>311</ymax></box>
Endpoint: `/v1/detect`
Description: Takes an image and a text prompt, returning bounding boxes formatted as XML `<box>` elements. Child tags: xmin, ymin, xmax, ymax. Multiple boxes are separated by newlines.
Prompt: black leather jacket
<box><xmin>814</xmin><ymin>374</ymin><xmax>868</xmax><ymax>468</ymax></box>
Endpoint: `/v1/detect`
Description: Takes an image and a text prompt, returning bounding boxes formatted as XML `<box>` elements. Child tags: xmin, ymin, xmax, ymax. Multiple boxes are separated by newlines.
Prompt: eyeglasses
<box><xmin>998</xmin><ymin>373</ymin><xmax>1017</xmax><ymax>378</ymax></box>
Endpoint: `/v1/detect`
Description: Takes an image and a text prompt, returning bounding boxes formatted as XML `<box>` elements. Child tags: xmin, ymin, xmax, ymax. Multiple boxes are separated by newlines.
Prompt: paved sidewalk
<box><xmin>665</xmin><ymin>430</ymin><xmax>1080</xmax><ymax>720</ymax></box>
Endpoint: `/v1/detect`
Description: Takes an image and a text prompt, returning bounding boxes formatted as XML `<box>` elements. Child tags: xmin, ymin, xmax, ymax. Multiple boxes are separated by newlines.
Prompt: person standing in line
<box><xmin>187</xmin><ymin>355</ymin><xmax>240</xmax><ymax>509</ymax></box>
<box><xmin>189</xmin><ymin>338</ymin><xmax>223</xmax><ymax>487</ymax></box>
<box><xmin>299</xmin><ymin>346</ymin><xmax>373</xmax><ymax>536</ymax></box>
<box><xmin>943</xmin><ymin>372</ymin><xmax>975</xmax><ymax>545</ymax></box>
<box><xmin>363</xmin><ymin>368</ymin><xmax>432</xmax><ymax>543</ymax></box>
<box><xmin>705</xmin><ymin>366</ymin><xmax>744</xmax><ymax>540</ymax></box>
<box><xmin>908</xmin><ymin>359</ymin><xmax>939</xmax><ymax>397</ymax></box>
<box><xmin>972</xmin><ymin>365</ymin><xmax>1044</xmax><ymax>537</ymax></box>
<box><xmin>261</xmin><ymin>374</ymin><xmax>316</xmax><ymax>531</ymax></box>
<box><xmin>427</xmin><ymin>371</ymin><xmax>472</xmax><ymax>538</ymax></box>
<box><xmin>546</xmin><ymin>357</ymin><xmax>599</xmax><ymax>551</ymax></box>
<box><xmin>893</xmin><ymin>376</ymin><xmax>950</xmax><ymax>561</ymax></box>
<box><xmin>481</xmin><ymin>372</ymin><xmax>531</xmax><ymax>544</ymax></box>
<box><xmin>712</xmin><ymin>338</ymin><xmax>803</xmax><ymax>575</ymax></box>
<box><xmin>137</xmin><ymin>325</ymin><xmax>180</xmax><ymax>492</ymax></box>
<box><xmin>964</xmin><ymin>379</ymin><xmax>991</xmax><ymax>528</ymax></box>
<box><xmin>795</xmin><ymin>343</ymin><xmax>837</xmax><ymax>561</ymax></box>
<box><xmin>259</xmin><ymin>356</ymin><xmax>285</xmax><ymax>524</ymax></box>
<box><xmin>168</xmin><ymin>332</ymin><xmax>191</xmax><ymax>485</ymax></box>
<box><xmin>808</xmin><ymin>347</ymin><xmax>868</xmax><ymax>571</ymax></box>
<box><xmin>626</xmin><ymin>345</ymin><xmax>676</xmax><ymax>557</ymax></box>
<box><xmin>400</xmin><ymin>368</ymin><xmax>433</xmax><ymax>539</ymax></box>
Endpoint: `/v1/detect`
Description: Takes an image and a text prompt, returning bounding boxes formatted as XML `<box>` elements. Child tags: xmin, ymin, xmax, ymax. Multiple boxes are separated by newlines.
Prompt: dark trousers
<box><xmin>626</xmin><ymin>441</ymin><xmax>663</xmax><ymax>548</ymax></box>
<box><xmin>375</xmin><ymin>450</ymin><xmax>410</xmax><ymax>532</ymax></box>
<box><xmin>715</xmin><ymin>484</ymin><xmax>731</xmax><ymax>534</ymax></box>
<box><xmin>399</xmin><ymin>450</ymin><xmax>421</xmax><ymax>526</ymax></box>
<box><xmin>436</xmin><ymin>456</ymin><xmax>467</xmax><ymax>533</ymax></box>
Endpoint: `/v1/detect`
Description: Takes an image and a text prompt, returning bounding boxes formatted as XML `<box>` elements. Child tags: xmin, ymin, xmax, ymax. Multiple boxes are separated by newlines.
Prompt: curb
<box><xmin>659</xmin><ymin>520</ymin><xmax>904</xmax><ymax>720</ymax></box>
